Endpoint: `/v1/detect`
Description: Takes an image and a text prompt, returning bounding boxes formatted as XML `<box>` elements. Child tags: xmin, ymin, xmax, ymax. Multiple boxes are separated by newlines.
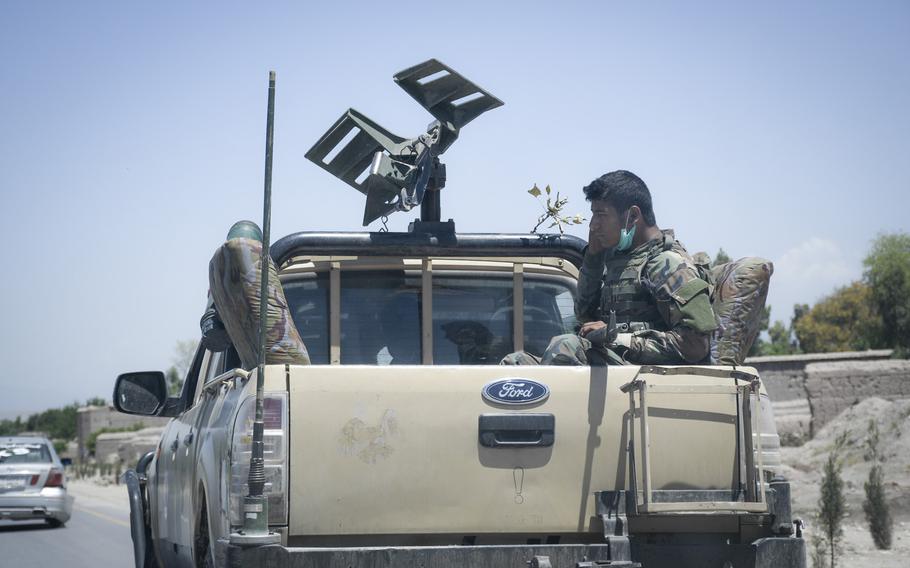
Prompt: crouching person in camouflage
<box><xmin>502</xmin><ymin>170</ymin><xmax>716</xmax><ymax>366</ymax></box>
<box><xmin>201</xmin><ymin>220</ymin><xmax>310</xmax><ymax>368</ymax></box>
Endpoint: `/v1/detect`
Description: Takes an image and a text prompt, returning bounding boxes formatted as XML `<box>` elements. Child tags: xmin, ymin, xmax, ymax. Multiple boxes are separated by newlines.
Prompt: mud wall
<box><xmin>746</xmin><ymin>350</ymin><xmax>910</xmax><ymax>445</ymax></box>
<box><xmin>76</xmin><ymin>405</ymin><xmax>168</xmax><ymax>461</ymax></box>
<box><xmin>95</xmin><ymin>426</ymin><xmax>166</xmax><ymax>465</ymax></box>
<box><xmin>805</xmin><ymin>359</ymin><xmax>910</xmax><ymax>434</ymax></box>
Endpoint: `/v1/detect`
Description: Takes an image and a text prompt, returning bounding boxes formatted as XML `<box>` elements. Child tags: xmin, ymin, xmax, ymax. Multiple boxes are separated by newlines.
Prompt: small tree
<box><xmin>748</xmin><ymin>305</ymin><xmax>772</xmax><ymax>357</ymax></box>
<box><xmin>864</xmin><ymin>232</ymin><xmax>910</xmax><ymax>355</ymax></box>
<box><xmin>712</xmin><ymin>248</ymin><xmax>732</xmax><ymax>267</ymax></box>
<box><xmin>166</xmin><ymin>365</ymin><xmax>183</xmax><ymax>396</ymax></box>
<box><xmin>762</xmin><ymin>317</ymin><xmax>801</xmax><ymax>356</ymax></box>
<box><xmin>862</xmin><ymin>420</ymin><xmax>893</xmax><ymax>549</ymax></box>
<box><xmin>166</xmin><ymin>339</ymin><xmax>198</xmax><ymax>395</ymax></box>
<box><xmin>817</xmin><ymin>432</ymin><xmax>848</xmax><ymax>568</ymax></box>
<box><xmin>793</xmin><ymin>282</ymin><xmax>884</xmax><ymax>353</ymax></box>
<box><xmin>810</xmin><ymin>519</ymin><xmax>829</xmax><ymax>568</ymax></box>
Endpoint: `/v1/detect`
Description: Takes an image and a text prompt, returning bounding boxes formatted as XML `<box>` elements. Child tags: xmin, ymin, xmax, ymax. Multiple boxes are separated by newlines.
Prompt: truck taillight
<box><xmin>753</xmin><ymin>393</ymin><xmax>782</xmax><ymax>479</ymax></box>
<box><xmin>230</xmin><ymin>393</ymin><xmax>288</xmax><ymax>527</ymax></box>
<box><xmin>44</xmin><ymin>469</ymin><xmax>65</xmax><ymax>488</ymax></box>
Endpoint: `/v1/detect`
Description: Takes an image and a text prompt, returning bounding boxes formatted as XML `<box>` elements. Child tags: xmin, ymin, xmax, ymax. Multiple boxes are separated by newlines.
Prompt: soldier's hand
<box><xmin>587</xmin><ymin>225</ymin><xmax>609</xmax><ymax>254</ymax></box>
<box><xmin>580</xmin><ymin>321</ymin><xmax>616</xmax><ymax>347</ymax></box>
<box><xmin>579</xmin><ymin>321</ymin><xmax>607</xmax><ymax>337</ymax></box>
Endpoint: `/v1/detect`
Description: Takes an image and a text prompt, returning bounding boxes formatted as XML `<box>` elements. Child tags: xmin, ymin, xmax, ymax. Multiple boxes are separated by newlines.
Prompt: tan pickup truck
<box><xmin>113</xmin><ymin>228</ymin><xmax>805</xmax><ymax>568</ymax></box>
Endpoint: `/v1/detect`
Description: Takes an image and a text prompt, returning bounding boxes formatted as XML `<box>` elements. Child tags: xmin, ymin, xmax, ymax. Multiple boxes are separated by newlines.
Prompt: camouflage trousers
<box><xmin>500</xmin><ymin>334</ymin><xmax>626</xmax><ymax>366</ymax></box>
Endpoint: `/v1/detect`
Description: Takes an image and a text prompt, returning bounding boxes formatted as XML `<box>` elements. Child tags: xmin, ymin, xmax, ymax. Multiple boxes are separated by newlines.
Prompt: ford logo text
<box><xmin>482</xmin><ymin>378</ymin><xmax>550</xmax><ymax>406</ymax></box>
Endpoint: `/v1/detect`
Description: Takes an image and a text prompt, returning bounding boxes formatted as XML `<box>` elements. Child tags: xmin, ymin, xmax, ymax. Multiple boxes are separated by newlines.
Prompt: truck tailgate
<box><xmin>286</xmin><ymin>365</ymin><xmax>740</xmax><ymax>538</ymax></box>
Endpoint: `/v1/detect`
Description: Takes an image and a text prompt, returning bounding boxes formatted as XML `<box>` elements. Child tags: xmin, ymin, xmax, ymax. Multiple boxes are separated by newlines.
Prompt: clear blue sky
<box><xmin>1</xmin><ymin>1</ymin><xmax>908</xmax><ymax>418</ymax></box>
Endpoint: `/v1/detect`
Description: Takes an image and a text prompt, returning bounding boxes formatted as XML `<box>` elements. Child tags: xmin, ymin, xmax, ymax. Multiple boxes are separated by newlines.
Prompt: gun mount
<box><xmin>305</xmin><ymin>59</ymin><xmax>503</xmax><ymax>226</ymax></box>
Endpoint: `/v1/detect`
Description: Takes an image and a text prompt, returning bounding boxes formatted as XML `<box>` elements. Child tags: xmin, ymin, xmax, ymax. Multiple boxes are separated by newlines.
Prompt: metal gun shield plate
<box><xmin>304</xmin><ymin>108</ymin><xmax>407</xmax><ymax>196</ymax></box>
<box><xmin>394</xmin><ymin>59</ymin><xmax>504</xmax><ymax>130</ymax></box>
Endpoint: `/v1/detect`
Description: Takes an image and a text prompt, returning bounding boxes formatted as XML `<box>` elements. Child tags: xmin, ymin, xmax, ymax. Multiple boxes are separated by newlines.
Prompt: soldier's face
<box><xmin>589</xmin><ymin>201</ymin><xmax>624</xmax><ymax>250</ymax></box>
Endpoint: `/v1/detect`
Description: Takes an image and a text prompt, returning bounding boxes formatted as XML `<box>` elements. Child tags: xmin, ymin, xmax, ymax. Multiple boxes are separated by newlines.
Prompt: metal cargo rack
<box><xmin>620</xmin><ymin>365</ymin><xmax>767</xmax><ymax>515</ymax></box>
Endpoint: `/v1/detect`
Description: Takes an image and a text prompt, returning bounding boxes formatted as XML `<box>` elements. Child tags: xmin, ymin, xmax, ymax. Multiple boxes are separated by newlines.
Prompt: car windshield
<box><xmin>283</xmin><ymin>269</ymin><xmax>577</xmax><ymax>365</ymax></box>
<box><xmin>0</xmin><ymin>443</ymin><xmax>52</xmax><ymax>464</ymax></box>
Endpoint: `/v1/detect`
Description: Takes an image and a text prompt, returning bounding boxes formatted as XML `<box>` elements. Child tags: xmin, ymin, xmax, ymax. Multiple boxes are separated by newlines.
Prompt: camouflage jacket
<box><xmin>575</xmin><ymin>230</ymin><xmax>717</xmax><ymax>364</ymax></box>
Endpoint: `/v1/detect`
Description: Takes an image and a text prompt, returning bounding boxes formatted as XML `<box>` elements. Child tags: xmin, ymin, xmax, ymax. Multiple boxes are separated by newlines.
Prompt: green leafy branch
<box><xmin>528</xmin><ymin>184</ymin><xmax>586</xmax><ymax>234</ymax></box>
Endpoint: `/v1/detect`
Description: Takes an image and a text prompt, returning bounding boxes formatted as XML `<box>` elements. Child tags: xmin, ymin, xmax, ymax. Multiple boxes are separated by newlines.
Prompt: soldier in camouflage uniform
<box><xmin>502</xmin><ymin>170</ymin><xmax>716</xmax><ymax>365</ymax></box>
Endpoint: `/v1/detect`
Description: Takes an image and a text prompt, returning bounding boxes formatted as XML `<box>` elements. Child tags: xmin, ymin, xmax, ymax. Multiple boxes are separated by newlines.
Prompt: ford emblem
<box><xmin>482</xmin><ymin>378</ymin><xmax>550</xmax><ymax>406</ymax></box>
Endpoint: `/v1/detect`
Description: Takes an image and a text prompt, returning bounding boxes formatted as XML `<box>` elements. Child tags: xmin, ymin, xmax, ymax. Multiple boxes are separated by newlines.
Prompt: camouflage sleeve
<box><xmin>626</xmin><ymin>251</ymin><xmax>717</xmax><ymax>364</ymax></box>
<box><xmin>574</xmin><ymin>246</ymin><xmax>608</xmax><ymax>323</ymax></box>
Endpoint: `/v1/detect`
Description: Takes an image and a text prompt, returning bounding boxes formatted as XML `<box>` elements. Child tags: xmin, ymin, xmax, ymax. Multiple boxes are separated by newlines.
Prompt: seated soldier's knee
<box><xmin>541</xmin><ymin>334</ymin><xmax>588</xmax><ymax>366</ymax></box>
<box><xmin>546</xmin><ymin>334</ymin><xmax>580</xmax><ymax>350</ymax></box>
<box><xmin>547</xmin><ymin>353</ymin><xmax>586</xmax><ymax>366</ymax></box>
<box><xmin>499</xmin><ymin>351</ymin><xmax>542</xmax><ymax>365</ymax></box>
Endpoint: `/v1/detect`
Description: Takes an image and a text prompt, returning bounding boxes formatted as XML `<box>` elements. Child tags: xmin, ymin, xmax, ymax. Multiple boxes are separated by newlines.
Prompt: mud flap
<box><xmin>123</xmin><ymin>469</ymin><xmax>148</xmax><ymax>568</ymax></box>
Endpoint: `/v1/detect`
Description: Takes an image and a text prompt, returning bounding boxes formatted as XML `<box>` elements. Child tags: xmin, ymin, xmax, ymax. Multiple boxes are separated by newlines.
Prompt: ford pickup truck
<box><xmin>113</xmin><ymin>228</ymin><xmax>805</xmax><ymax>568</ymax></box>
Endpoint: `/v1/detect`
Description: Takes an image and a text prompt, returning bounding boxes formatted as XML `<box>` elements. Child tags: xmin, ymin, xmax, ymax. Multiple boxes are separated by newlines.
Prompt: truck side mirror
<box><xmin>113</xmin><ymin>371</ymin><xmax>168</xmax><ymax>416</ymax></box>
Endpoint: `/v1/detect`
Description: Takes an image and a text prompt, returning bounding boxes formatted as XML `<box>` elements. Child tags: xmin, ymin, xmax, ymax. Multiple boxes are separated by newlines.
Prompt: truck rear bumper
<box><xmin>218</xmin><ymin>537</ymin><xmax>804</xmax><ymax>567</ymax></box>
<box><xmin>0</xmin><ymin>489</ymin><xmax>73</xmax><ymax>523</ymax></box>
<box><xmin>632</xmin><ymin>537</ymin><xmax>806</xmax><ymax>568</ymax></box>
<box><xmin>218</xmin><ymin>542</ymin><xmax>614</xmax><ymax>567</ymax></box>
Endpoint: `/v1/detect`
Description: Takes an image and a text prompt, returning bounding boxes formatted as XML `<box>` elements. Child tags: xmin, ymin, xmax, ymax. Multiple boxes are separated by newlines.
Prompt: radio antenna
<box><xmin>230</xmin><ymin>70</ymin><xmax>282</xmax><ymax>547</ymax></box>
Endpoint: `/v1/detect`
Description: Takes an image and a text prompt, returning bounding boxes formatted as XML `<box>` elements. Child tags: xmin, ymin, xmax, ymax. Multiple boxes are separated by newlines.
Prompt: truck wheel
<box><xmin>194</xmin><ymin>498</ymin><xmax>215</xmax><ymax>568</ymax></box>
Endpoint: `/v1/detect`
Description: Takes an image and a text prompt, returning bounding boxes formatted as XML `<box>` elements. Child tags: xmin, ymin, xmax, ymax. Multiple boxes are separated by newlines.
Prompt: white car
<box><xmin>0</xmin><ymin>436</ymin><xmax>74</xmax><ymax>527</ymax></box>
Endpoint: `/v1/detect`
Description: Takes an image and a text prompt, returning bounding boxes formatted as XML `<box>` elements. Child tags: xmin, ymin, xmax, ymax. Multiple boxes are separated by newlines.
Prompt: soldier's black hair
<box><xmin>583</xmin><ymin>170</ymin><xmax>657</xmax><ymax>226</ymax></box>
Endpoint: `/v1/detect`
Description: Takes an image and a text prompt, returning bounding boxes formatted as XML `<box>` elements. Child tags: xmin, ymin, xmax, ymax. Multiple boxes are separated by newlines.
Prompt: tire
<box><xmin>46</xmin><ymin>518</ymin><xmax>64</xmax><ymax>528</ymax></box>
<box><xmin>194</xmin><ymin>496</ymin><xmax>215</xmax><ymax>568</ymax></box>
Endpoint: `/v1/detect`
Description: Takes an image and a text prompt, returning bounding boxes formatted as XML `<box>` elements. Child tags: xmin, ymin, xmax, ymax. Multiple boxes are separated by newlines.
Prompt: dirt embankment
<box><xmin>781</xmin><ymin>397</ymin><xmax>910</xmax><ymax>567</ymax></box>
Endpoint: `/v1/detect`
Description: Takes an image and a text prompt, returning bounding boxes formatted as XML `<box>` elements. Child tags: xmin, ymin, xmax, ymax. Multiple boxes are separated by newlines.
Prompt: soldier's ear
<box><xmin>628</xmin><ymin>205</ymin><xmax>641</xmax><ymax>224</ymax></box>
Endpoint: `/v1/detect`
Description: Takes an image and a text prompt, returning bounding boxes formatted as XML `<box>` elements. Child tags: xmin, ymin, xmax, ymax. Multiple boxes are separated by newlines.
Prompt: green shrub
<box><xmin>862</xmin><ymin>420</ymin><xmax>893</xmax><ymax>549</ymax></box>
<box><xmin>817</xmin><ymin>432</ymin><xmax>848</xmax><ymax>567</ymax></box>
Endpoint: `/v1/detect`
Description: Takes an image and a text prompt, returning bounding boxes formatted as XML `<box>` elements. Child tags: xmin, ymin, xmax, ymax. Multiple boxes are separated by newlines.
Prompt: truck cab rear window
<box><xmin>283</xmin><ymin>269</ymin><xmax>576</xmax><ymax>365</ymax></box>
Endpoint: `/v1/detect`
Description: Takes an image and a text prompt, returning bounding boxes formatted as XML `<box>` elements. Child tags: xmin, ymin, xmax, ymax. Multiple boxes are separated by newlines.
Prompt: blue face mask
<box><xmin>614</xmin><ymin>210</ymin><xmax>636</xmax><ymax>253</ymax></box>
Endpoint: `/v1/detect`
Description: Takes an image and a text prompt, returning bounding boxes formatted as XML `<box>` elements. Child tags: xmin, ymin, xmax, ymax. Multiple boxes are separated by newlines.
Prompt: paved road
<box><xmin>0</xmin><ymin>480</ymin><xmax>133</xmax><ymax>567</ymax></box>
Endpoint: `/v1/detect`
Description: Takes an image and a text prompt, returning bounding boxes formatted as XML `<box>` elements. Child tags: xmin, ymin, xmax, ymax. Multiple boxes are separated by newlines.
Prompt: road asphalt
<box><xmin>0</xmin><ymin>478</ymin><xmax>133</xmax><ymax>567</ymax></box>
